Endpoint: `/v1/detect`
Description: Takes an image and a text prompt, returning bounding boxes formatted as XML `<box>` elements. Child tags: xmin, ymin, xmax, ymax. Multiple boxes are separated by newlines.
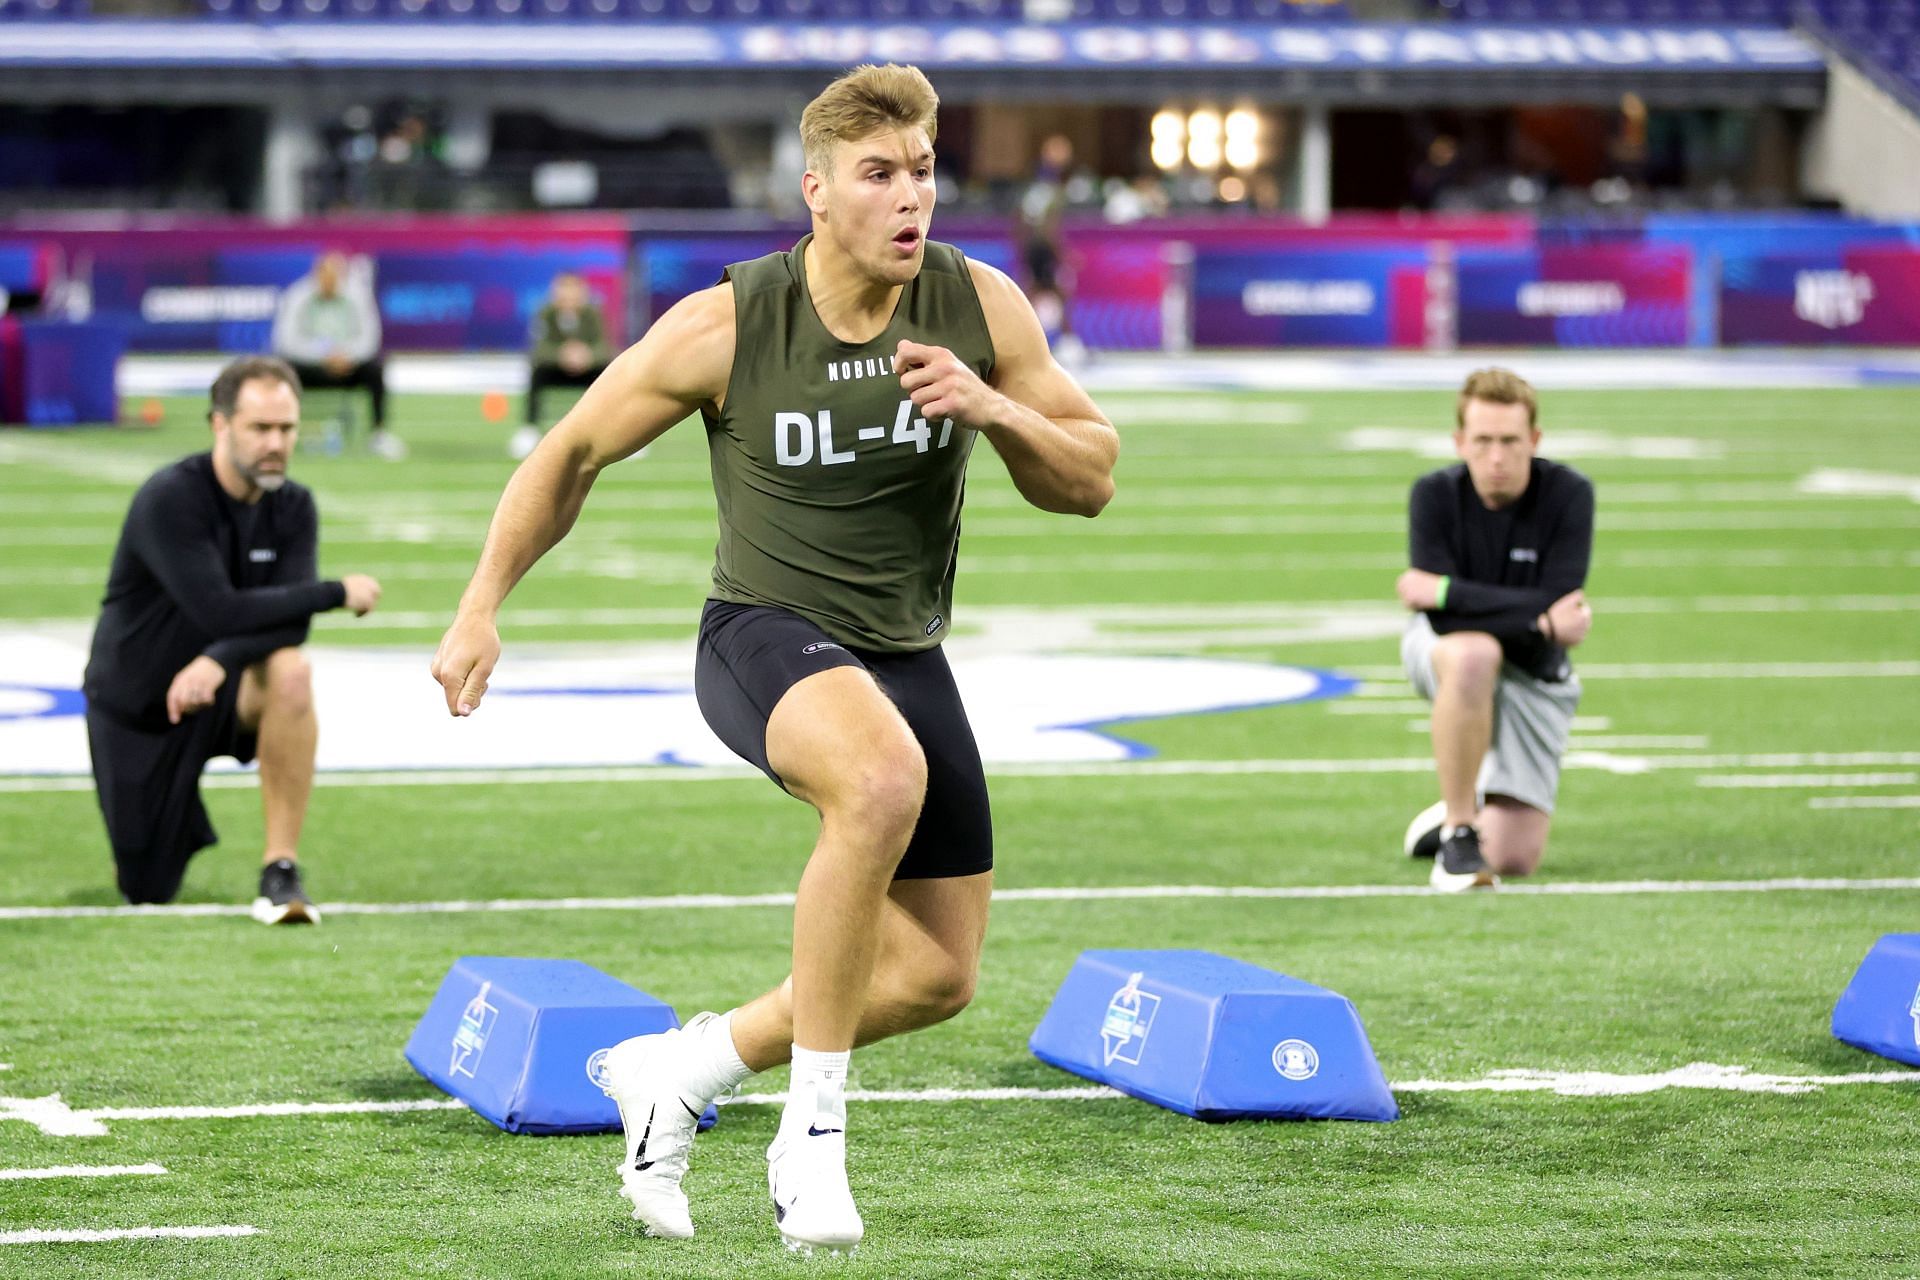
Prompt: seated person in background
<box><xmin>83</xmin><ymin>356</ymin><xmax>382</xmax><ymax>921</ymax></box>
<box><xmin>513</xmin><ymin>271</ymin><xmax>612</xmax><ymax>460</ymax></box>
<box><xmin>272</xmin><ymin>251</ymin><xmax>405</xmax><ymax>461</ymax></box>
<box><xmin>1396</xmin><ymin>367</ymin><xmax>1595</xmax><ymax>893</ymax></box>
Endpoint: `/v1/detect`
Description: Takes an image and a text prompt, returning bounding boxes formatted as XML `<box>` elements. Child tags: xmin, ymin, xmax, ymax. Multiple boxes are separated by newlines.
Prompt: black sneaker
<box><xmin>1429</xmin><ymin>826</ymin><xmax>1497</xmax><ymax>893</ymax></box>
<box><xmin>252</xmin><ymin>858</ymin><xmax>320</xmax><ymax>925</ymax></box>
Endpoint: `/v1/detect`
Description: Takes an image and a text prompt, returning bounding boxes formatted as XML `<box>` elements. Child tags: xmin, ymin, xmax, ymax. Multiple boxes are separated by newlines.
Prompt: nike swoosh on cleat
<box><xmin>773</xmin><ymin>1197</ymin><xmax>788</xmax><ymax>1223</ymax></box>
<box><xmin>634</xmin><ymin>1105</ymin><xmax>655</xmax><ymax>1171</ymax></box>
<box><xmin>806</xmin><ymin>1124</ymin><xmax>843</xmax><ymax>1138</ymax></box>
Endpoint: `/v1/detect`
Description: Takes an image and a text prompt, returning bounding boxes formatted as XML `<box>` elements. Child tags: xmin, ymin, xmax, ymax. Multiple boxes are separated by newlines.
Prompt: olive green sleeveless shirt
<box><xmin>703</xmin><ymin>234</ymin><xmax>995</xmax><ymax>652</ymax></box>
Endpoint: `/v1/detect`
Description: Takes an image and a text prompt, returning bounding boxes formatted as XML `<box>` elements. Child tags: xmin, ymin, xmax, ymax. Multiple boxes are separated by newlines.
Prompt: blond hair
<box><xmin>1456</xmin><ymin>367</ymin><xmax>1538</xmax><ymax>429</ymax></box>
<box><xmin>800</xmin><ymin>64</ymin><xmax>939</xmax><ymax>177</ymax></box>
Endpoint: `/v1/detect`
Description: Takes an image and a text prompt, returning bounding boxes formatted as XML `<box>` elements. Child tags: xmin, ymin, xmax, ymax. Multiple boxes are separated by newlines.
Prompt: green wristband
<box><xmin>1434</xmin><ymin>576</ymin><xmax>1449</xmax><ymax>610</ymax></box>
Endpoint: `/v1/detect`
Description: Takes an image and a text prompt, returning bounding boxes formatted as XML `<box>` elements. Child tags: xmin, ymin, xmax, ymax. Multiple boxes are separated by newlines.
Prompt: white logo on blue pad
<box><xmin>450</xmin><ymin>981</ymin><xmax>498</xmax><ymax>1079</ymax></box>
<box><xmin>1910</xmin><ymin>983</ymin><xmax>1920</xmax><ymax>1048</ymax></box>
<box><xmin>585</xmin><ymin>1047</ymin><xmax>613</xmax><ymax>1090</ymax></box>
<box><xmin>1272</xmin><ymin>1039</ymin><xmax>1320</xmax><ymax>1081</ymax></box>
<box><xmin>1100</xmin><ymin>971</ymin><xmax>1161</xmax><ymax>1067</ymax></box>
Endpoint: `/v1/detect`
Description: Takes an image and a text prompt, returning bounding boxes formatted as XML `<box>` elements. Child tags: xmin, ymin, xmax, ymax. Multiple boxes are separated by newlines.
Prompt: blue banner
<box><xmin>0</xmin><ymin>23</ymin><xmax>1823</xmax><ymax>72</ymax></box>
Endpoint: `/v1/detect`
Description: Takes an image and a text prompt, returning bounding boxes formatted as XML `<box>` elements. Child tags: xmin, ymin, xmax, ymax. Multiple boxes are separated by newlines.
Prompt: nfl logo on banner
<box><xmin>1029</xmin><ymin>949</ymin><xmax>1398</xmax><ymax>1122</ymax></box>
<box><xmin>1831</xmin><ymin>934</ymin><xmax>1920</xmax><ymax>1068</ymax></box>
<box><xmin>405</xmin><ymin>956</ymin><xmax>716</xmax><ymax>1135</ymax></box>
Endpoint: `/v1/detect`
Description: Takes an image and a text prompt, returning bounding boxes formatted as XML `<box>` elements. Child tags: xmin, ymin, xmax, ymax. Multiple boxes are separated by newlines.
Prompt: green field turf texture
<box><xmin>1</xmin><ymin>385</ymin><xmax>1916</xmax><ymax>1278</ymax></box>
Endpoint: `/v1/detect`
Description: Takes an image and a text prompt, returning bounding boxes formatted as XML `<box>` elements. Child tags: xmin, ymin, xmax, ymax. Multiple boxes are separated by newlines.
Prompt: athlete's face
<box><xmin>1455</xmin><ymin>398</ymin><xmax>1538</xmax><ymax>508</ymax></box>
<box><xmin>807</xmin><ymin>126</ymin><xmax>936</xmax><ymax>287</ymax></box>
<box><xmin>213</xmin><ymin>378</ymin><xmax>301</xmax><ymax>495</ymax></box>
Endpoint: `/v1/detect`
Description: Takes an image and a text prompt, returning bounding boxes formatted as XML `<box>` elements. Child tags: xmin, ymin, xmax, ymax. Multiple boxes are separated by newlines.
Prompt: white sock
<box><xmin>683</xmin><ymin>1010</ymin><xmax>753</xmax><ymax>1102</ymax></box>
<box><xmin>783</xmin><ymin>1045</ymin><xmax>850</xmax><ymax>1136</ymax></box>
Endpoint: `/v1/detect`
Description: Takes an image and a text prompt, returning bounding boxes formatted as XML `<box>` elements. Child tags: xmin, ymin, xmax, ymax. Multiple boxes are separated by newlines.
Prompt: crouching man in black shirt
<box><xmin>82</xmin><ymin>356</ymin><xmax>381</xmax><ymax>921</ymax></box>
<box><xmin>1395</xmin><ymin>368</ymin><xmax>1594</xmax><ymax>892</ymax></box>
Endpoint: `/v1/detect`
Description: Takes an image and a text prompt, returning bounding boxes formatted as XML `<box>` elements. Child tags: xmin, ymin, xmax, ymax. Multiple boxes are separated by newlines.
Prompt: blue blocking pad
<box><xmin>1030</xmin><ymin>949</ymin><xmax>1398</xmax><ymax>1122</ymax></box>
<box><xmin>1832</xmin><ymin>933</ymin><xmax>1920</xmax><ymax>1068</ymax></box>
<box><xmin>404</xmin><ymin>956</ymin><xmax>717</xmax><ymax>1135</ymax></box>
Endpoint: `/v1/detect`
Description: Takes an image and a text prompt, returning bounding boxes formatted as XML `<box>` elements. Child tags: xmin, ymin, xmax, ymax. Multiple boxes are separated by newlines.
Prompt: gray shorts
<box><xmin>1401</xmin><ymin>615</ymin><xmax>1581</xmax><ymax>814</ymax></box>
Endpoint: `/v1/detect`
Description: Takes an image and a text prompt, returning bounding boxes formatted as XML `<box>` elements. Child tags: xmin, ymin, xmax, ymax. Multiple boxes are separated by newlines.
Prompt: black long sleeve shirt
<box><xmin>1408</xmin><ymin>456</ymin><xmax>1594</xmax><ymax>682</ymax></box>
<box><xmin>83</xmin><ymin>453</ymin><xmax>346</xmax><ymax>728</ymax></box>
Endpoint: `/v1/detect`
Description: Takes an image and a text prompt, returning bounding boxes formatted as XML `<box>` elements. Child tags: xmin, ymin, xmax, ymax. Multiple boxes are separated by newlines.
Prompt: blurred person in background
<box><xmin>1017</xmin><ymin>133</ymin><xmax>1086</xmax><ymax>366</ymax></box>
<box><xmin>513</xmin><ymin>271</ymin><xmax>613</xmax><ymax>460</ymax></box>
<box><xmin>272</xmin><ymin>251</ymin><xmax>405</xmax><ymax>460</ymax></box>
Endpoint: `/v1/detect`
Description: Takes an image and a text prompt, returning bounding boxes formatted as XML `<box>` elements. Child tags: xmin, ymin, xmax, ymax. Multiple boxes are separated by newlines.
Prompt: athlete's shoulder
<box><xmin>1411</xmin><ymin>463</ymin><xmax>1467</xmax><ymax>496</ymax></box>
<box><xmin>723</xmin><ymin>246</ymin><xmax>799</xmax><ymax>299</ymax></box>
<box><xmin>1535</xmin><ymin>456</ymin><xmax>1594</xmax><ymax>498</ymax></box>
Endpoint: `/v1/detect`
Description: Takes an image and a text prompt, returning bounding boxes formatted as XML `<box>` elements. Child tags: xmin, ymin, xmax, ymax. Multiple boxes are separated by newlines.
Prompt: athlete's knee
<box><xmin>260</xmin><ymin>648</ymin><xmax>313</xmax><ymax>716</ymax></box>
<box><xmin>116</xmin><ymin>855</ymin><xmax>184</xmax><ymax>905</ymax></box>
<box><xmin>1480</xmin><ymin>808</ymin><xmax>1548</xmax><ymax>876</ymax></box>
<box><xmin>822</xmin><ymin>739</ymin><xmax>928</xmax><ymax>855</ymax></box>
<box><xmin>1433</xmin><ymin>632</ymin><xmax>1503</xmax><ymax>695</ymax></box>
<box><xmin>902</xmin><ymin>951</ymin><xmax>977</xmax><ymax>1026</ymax></box>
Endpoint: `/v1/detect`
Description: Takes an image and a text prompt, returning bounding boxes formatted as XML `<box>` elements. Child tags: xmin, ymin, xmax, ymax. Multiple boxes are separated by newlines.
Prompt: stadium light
<box><xmin>1151</xmin><ymin>109</ymin><xmax>1185</xmax><ymax>172</ymax></box>
<box><xmin>1224</xmin><ymin>109</ymin><xmax>1260</xmax><ymax>172</ymax></box>
<box><xmin>1187</xmin><ymin>109</ymin><xmax>1222</xmax><ymax>171</ymax></box>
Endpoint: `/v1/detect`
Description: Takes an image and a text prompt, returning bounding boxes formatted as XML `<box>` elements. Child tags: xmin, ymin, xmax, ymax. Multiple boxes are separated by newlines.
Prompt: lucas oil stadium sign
<box><xmin>0</xmin><ymin>23</ymin><xmax>1822</xmax><ymax>72</ymax></box>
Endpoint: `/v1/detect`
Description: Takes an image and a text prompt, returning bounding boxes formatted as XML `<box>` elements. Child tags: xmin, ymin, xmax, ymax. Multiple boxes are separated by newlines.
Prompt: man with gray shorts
<box><xmin>1395</xmin><ymin>368</ymin><xmax>1595</xmax><ymax>891</ymax></box>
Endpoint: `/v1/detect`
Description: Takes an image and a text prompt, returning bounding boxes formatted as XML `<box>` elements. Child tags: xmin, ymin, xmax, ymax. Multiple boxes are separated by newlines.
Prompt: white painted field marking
<box><xmin>1809</xmin><ymin>795</ymin><xmax>1920</xmax><ymax>810</ymax></box>
<box><xmin>0</xmin><ymin>1226</ymin><xmax>258</xmax><ymax>1245</ymax></box>
<box><xmin>0</xmin><ymin>1164</ymin><xmax>166</xmax><ymax>1180</ymax></box>
<box><xmin>11</xmin><ymin>750</ymin><xmax>1920</xmax><ymax>796</ymax></box>
<box><xmin>7</xmin><ymin>1066</ymin><xmax>1915</xmax><ymax>1140</ymax></box>
<box><xmin>2</xmin><ymin>876</ymin><xmax>1916</xmax><ymax>924</ymax></box>
<box><xmin>1346</xmin><ymin>662</ymin><xmax>1920</xmax><ymax>681</ymax></box>
<box><xmin>1699</xmin><ymin>773</ymin><xmax>1919</xmax><ymax>789</ymax></box>
<box><xmin>0</xmin><ymin>1095</ymin><xmax>108</xmax><ymax>1135</ymax></box>
<box><xmin>1564</xmin><ymin>735</ymin><xmax>1712</xmax><ymax>750</ymax></box>
<box><xmin>1390</xmin><ymin>1063</ymin><xmax>1920</xmax><ymax>1097</ymax></box>
<box><xmin>1798</xmin><ymin>468</ymin><xmax>1920</xmax><ymax>503</ymax></box>
<box><xmin>1328</xmin><ymin>700</ymin><xmax>1431</xmax><ymax>715</ymax></box>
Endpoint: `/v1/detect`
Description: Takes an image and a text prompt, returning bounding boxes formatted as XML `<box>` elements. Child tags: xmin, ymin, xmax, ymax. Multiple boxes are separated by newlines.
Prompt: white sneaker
<box><xmin>508</xmin><ymin>425</ymin><xmax>542</xmax><ymax>460</ymax></box>
<box><xmin>767</xmin><ymin>1121</ymin><xmax>864</xmax><ymax>1256</ymax></box>
<box><xmin>369</xmin><ymin>430</ymin><xmax>408</xmax><ymax>461</ymax></box>
<box><xmin>597</xmin><ymin>1016</ymin><xmax>717</xmax><ymax>1239</ymax></box>
<box><xmin>1403</xmin><ymin>799</ymin><xmax>1448</xmax><ymax>860</ymax></box>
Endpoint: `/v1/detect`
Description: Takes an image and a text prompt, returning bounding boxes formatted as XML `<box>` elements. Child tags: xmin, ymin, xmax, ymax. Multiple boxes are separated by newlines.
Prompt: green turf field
<box><xmin>2</xmin><ymin>380</ymin><xmax>1917</xmax><ymax>1277</ymax></box>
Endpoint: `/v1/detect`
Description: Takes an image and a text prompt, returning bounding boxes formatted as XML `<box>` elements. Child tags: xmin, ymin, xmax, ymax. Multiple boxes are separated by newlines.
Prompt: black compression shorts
<box><xmin>85</xmin><ymin>680</ymin><xmax>256</xmax><ymax>905</ymax></box>
<box><xmin>694</xmin><ymin>599</ymin><xmax>992</xmax><ymax>880</ymax></box>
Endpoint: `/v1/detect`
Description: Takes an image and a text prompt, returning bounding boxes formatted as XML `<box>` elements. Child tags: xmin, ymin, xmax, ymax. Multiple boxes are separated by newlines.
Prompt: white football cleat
<box><xmin>767</xmin><ymin>1122</ymin><xmax>864</xmax><ymax>1256</ymax></box>
<box><xmin>598</xmin><ymin>1015</ymin><xmax>717</xmax><ymax>1240</ymax></box>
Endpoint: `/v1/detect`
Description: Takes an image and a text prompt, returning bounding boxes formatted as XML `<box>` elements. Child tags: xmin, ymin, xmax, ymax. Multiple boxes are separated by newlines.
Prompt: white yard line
<box><xmin>11</xmin><ymin>750</ymin><xmax>1920</xmax><ymax>795</ymax></box>
<box><xmin>1698</xmin><ymin>773</ymin><xmax>1919</xmax><ymax>789</ymax></box>
<box><xmin>1808</xmin><ymin>795</ymin><xmax>1920</xmax><ymax>810</ymax></box>
<box><xmin>0</xmin><ymin>1226</ymin><xmax>257</xmax><ymax>1245</ymax></box>
<box><xmin>1345</xmin><ymin>662</ymin><xmax>1920</xmax><ymax>681</ymax></box>
<box><xmin>0</xmin><ymin>1164</ymin><xmax>166</xmax><ymax>1180</ymax></box>
<box><xmin>1</xmin><ymin>876</ymin><xmax>1915</xmax><ymax>923</ymax></box>
<box><xmin>3</xmin><ymin>1064</ymin><xmax>1914</xmax><ymax>1142</ymax></box>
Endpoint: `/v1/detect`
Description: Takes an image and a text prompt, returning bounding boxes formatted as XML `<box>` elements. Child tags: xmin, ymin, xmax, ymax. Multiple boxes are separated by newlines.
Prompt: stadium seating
<box><xmin>0</xmin><ymin>0</ymin><xmax>92</xmax><ymax>18</ymax></box>
<box><xmin>1433</xmin><ymin>0</ymin><xmax>1920</xmax><ymax>105</ymax></box>
<box><xmin>12</xmin><ymin>0</ymin><xmax>1352</xmax><ymax>19</ymax></box>
<box><xmin>1431</xmin><ymin>0</ymin><xmax>1793</xmax><ymax>23</ymax></box>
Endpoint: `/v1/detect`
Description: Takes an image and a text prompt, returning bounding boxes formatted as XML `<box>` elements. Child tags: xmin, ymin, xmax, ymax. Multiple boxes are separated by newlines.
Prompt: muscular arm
<box><xmin>433</xmin><ymin>285</ymin><xmax>734</xmax><ymax>714</ymax></box>
<box><xmin>965</xmin><ymin>259</ymin><xmax>1117</xmax><ymax>517</ymax></box>
<box><xmin>454</xmin><ymin>285</ymin><xmax>733</xmax><ymax>617</ymax></box>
